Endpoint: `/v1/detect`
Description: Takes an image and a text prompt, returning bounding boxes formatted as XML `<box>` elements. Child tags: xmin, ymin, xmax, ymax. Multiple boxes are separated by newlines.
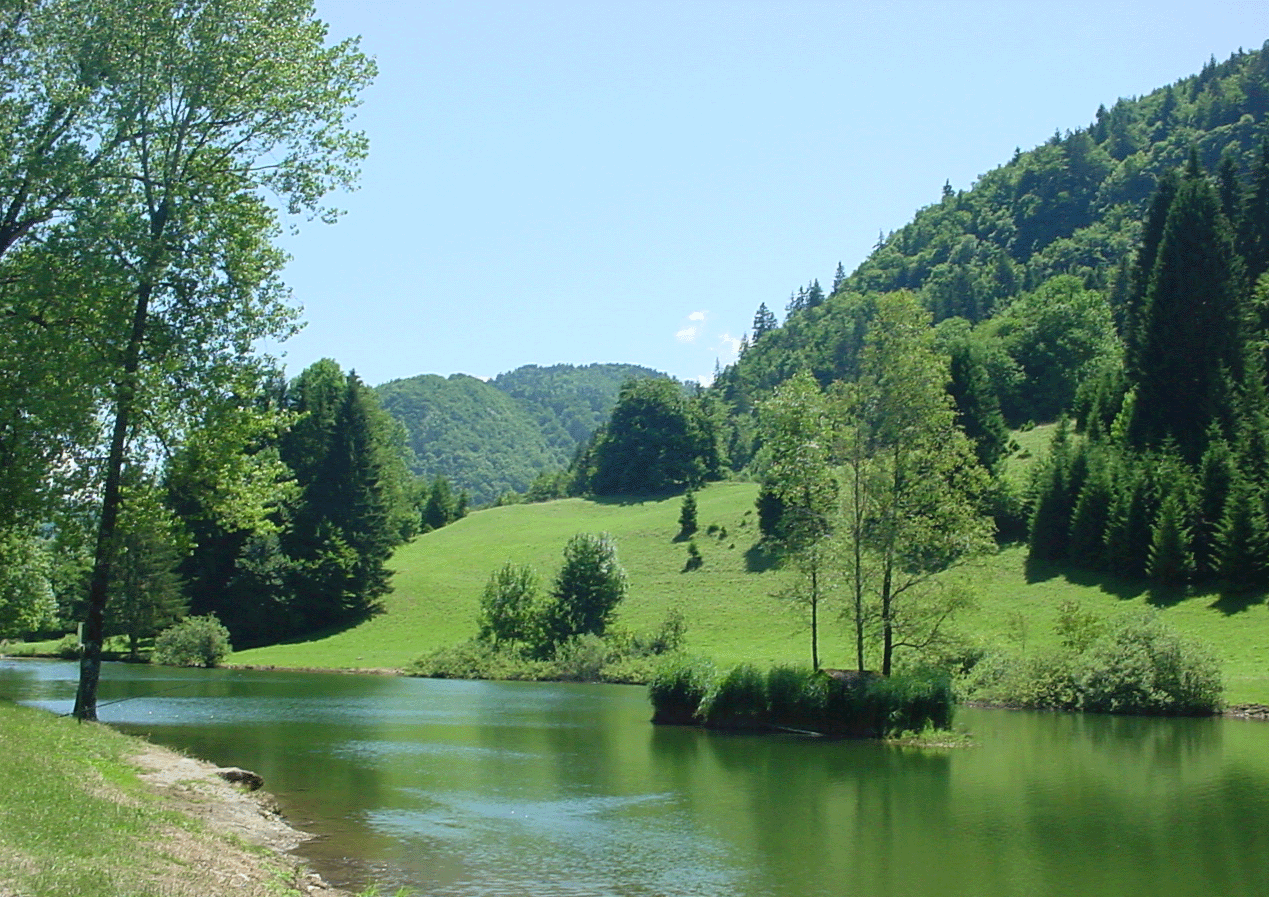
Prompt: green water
<box><xmin>2</xmin><ymin>659</ymin><xmax>1267</xmax><ymax>896</ymax></box>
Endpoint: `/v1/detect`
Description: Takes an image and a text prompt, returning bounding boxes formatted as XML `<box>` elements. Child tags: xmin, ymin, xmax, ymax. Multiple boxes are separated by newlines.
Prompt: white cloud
<box><xmin>715</xmin><ymin>332</ymin><xmax>742</xmax><ymax>358</ymax></box>
<box><xmin>688</xmin><ymin>310</ymin><xmax>707</xmax><ymax>323</ymax></box>
<box><xmin>675</xmin><ymin>326</ymin><xmax>698</xmax><ymax>343</ymax></box>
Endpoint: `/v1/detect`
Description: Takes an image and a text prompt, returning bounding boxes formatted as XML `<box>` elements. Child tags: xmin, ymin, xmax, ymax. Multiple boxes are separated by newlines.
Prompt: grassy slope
<box><xmin>235</xmin><ymin>449</ymin><xmax>1269</xmax><ymax>702</ymax></box>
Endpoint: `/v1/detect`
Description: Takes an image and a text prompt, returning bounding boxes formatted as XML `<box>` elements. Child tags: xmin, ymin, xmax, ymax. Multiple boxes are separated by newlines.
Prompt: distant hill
<box><xmin>376</xmin><ymin>363</ymin><xmax>667</xmax><ymax>504</ymax></box>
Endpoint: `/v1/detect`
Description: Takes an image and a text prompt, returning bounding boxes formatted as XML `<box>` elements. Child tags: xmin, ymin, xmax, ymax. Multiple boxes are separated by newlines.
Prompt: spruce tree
<box><xmin>1239</xmin><ymin>141</ymin><xmax>1269</xmax><ymax>285</ymax></box>
<box><xmin>751</xmin><ymin>303</ymin><xmax>778</xmax><ymax>341</ymax></box>
<box><xmin>1146</xmin><ymin>488</ymin><xmax>1193</xmax><ymax>585</ymax></box>
<box><xmin>1214</xmin><ymin>475</ymin><xmax>1269</xmax><ymax>589</ymax></box>
<box><xmin>1128</xmin><ymin>163</ymin><xmax>1246</xmax><ymax>462</ymax></box>
<box><xmin>1195</xmin><ymin>433</ymin><xmax>1236</xmax><ymax>577</ymax></box>
<box><xmin>1068</xmin><ymin>449</ymin><xmax>1113</xmax><ymax>569</ymax></box>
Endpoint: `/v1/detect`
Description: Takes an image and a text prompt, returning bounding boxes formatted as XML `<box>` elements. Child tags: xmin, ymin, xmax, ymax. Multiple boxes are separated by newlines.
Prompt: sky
<box><xmin>268</xmin><ymin>1</ymin><xmax>1269</xmax><ymax>387</ymax></box>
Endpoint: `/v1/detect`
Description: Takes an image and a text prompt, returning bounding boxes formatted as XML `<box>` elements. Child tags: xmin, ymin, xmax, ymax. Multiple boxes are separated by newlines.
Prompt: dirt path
<box><xmin>128</xmin><ymin>741</ymin><xmax>355</xmax><ymax>897</ymax></box>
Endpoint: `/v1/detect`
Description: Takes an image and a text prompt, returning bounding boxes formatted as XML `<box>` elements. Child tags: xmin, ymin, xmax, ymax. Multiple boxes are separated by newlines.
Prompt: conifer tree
<box><xmin>751</xmin><ymin>303</ymin><xmax>778</xmax><ymax>341</ymax></box>
<box><xmin>1068</xmin><ymin>449</ymin><xmax>1113</xmax><ymax>569</ymax></box>
<box><xmin>1146</xmin><ymin>488</ymin><xmax>1193</xmax><ymax>585</ymax></box>
<box><xmin>1195</xmin><ymin>433</ymin><xmax>1236</xmax><ymax>577</ymax></box>
<box><xmin>1239</xmin><ymin>141</ymin><xmax>1269</xmax><ymax>285</ymax></box>
<box><xmin>1128</xmin><ymin>162</ymin><xmax>1246</xmax><ymax>462</ymax></box>
<box><xmin>1214</xmin><ymin>475</ymin><xmax>1269</xmax><ymax>589</ymax></box>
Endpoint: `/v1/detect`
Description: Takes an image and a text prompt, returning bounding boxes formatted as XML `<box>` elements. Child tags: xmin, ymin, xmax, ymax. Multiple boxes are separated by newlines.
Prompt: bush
<box><xmin>1075</xmin><ymin>611</ymin><xmax>1223</xmax><ymax>715</ymax></box>
<box><xmin>962</xmin><ymin>609</ymin><xmax>1223</xmax><ymax>716</ymax></box>
<box><xmin>766</xmin><ymin>665</ymin><xmax>827</xmax><ymax>729</ymax></box>
<box><xmin>152</xmin><ymin>615</ymin><xmax>231</xmax><ymax>668</ymax></box>
<box><xmin>552</xmin><ymin>634</ymin><xmax>610</xmax><ymax>682</ymax></box>
<box><xmin>698</xmin><ymin>663</ymin><xmax>767</xmax><ymax>729</ymax></box>
<box><xmin>868</xmin><ymin>668</ymin><xmax>956</xmax><ymax>734</ymax></box>
<box><xmin>648</xmin><ymin>655</ymin><xmax>715</xmax><ymax>724</ymax></box>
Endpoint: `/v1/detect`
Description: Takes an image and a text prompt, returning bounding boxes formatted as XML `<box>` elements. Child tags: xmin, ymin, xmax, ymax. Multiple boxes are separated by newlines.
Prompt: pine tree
<box><xmin>1214</xmin><ymin>475</ymin><xmax>1269</xmax><ymax>589</ymax></box>
<box><xmin>1068</xmin><ymin>449</ymin><xmax>1113</xmax><ymax>569</ymax></box>
<box><xmin>1124</xmin><ymin>169</ymin><xmax>1179</xmax><ymax>377</ymax></box>
<box><xmin>678</xmin><ymin>490</ymin><xmax>698</xmax><ymax>538</ymax></box>
<box><xmin>1195</xmin><ymin>433</ymin><xmax>1236</xmax><ymax>577</ymax></box>
<box><xmin>832</xmin><ymin>261</ymin><xmax>847</xmax><ymax>294</ymax></box>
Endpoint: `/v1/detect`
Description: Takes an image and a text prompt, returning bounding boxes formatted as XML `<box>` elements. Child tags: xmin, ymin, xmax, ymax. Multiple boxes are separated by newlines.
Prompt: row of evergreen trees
<box><xmin>1030</xmin><ymin>149</ymin><xmax>1269</xmax><ymax>587</ymax></box>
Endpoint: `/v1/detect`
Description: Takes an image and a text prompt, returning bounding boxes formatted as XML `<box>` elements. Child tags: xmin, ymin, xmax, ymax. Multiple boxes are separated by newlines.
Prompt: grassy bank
<box><xmin>0</xmin><ymin>701</ymin><xmax>319</xmax><ymax>897</ymax></box>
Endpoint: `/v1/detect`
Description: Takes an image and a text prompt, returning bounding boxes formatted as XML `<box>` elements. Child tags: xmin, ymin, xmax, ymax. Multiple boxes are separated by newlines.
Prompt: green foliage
<box><xmin>1077</xmin><ymin>612</ymin><xmax>1223</xmax><ymax>715</ymax></box>
<box><xmin>652</xmin><ymin>662</ymin><xmax>955</xmax><ymax>737</ymax></box>
<box><xmin>965</xmin><ymin>608</ymin><xmax>1223</xmax><ymax>715</ymax></box>
<box><xmin>986</xmin><ymin>276</ymin><xmax>1121</xmax><ymax>425</ymax></box>
<box><xmin>649</xmin><ymin>655</ymin><xmax>716</xmax><ymax>724</ymax></box>
<box><xmin>0</xmin><ymin>527</ymin><xmax>57</xmax><ymax>639</ymax></box>
<box><xmin>683</xmin><ymin>540</ymin><xmax>703</xmax><ymax>571</ymax></box>
<box><xmin>584</xmin><ymin>378</ymin><xmax>719</xmax><ymax>495</ymax></box>
<box><xmin>152</xmin><ymin>615</ymin><xmax>232</xmax><ymax>668</ymax></box>
<box><xmin>534</xmin><ymin>533</ymin><xmax>628</xmax><ymax>655</ymax></box>
<box><xmin>678</xmin><ymin>490</ymin><xmax>698</xmax><ymax>537</ymax></box>
<box><xmin>697</xmin><ymin>663</ymin><xmax>768</xmax><ymax>729</ymax></box>
<box><xmin>378</xmin><ymin>364</ymin><xmax>669</xmax><ymax>506</ymax></box>
<box><xmin>476</xmin><ymin>563</ymin><xmax>539</xmax><ymax>647</ymax></box>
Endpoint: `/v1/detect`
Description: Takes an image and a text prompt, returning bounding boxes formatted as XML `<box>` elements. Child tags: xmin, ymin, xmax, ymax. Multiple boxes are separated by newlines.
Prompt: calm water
<box><xmin>2</xmin><ymin>659</ymin><xmax>1268</xmax><ymax>897</ymax></box>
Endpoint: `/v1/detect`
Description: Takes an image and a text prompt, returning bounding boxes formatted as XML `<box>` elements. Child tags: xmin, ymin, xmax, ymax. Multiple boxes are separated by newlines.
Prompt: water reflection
<box><xmin>2</xmin><ymin>659</ymin><xmax>1268</xmax><ymax>897</ymax></box>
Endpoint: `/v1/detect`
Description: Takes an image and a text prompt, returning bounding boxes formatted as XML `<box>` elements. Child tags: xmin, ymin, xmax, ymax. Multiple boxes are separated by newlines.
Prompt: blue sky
<box><xmin>270</xmin><ymin>1</ymin><xmax>1269</xmax><ymax>387</ymax></box>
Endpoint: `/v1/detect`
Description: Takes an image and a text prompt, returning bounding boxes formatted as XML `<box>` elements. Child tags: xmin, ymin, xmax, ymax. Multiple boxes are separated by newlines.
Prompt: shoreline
<box><xmin>125</xmin><ymin>734</ymin><xmax>356</xmax><ymax>897</ymax></box>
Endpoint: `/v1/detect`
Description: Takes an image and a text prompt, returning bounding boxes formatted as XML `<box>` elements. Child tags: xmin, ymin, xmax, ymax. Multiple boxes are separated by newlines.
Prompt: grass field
<box><xmin>234</xmin><ymin>469</ymin><xmax>1269</xmax><ymax>704</ymax></box>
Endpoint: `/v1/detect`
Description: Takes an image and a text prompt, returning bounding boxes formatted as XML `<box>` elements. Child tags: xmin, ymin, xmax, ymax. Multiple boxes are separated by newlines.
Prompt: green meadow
<box><xmin>235</xmin><ymin>469</ymin><xmax>1269</xmax><ymax>705</ymax></box>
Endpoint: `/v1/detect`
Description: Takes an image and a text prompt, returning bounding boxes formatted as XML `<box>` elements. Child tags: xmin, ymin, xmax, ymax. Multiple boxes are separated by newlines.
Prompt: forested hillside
<box><xmin>377</xmin><ymin>363</ymin><xmax>666</xmax><ymax>505</ymax></box>
<box><xmin>701</xmin><ymin>41</ymin><xmax>1269</xmax><ymax>598</ymax></box>
<box><xmin>718</xmin><ymin>43</ymin><xmax>1269</xmax><ymax>410</ymax></box>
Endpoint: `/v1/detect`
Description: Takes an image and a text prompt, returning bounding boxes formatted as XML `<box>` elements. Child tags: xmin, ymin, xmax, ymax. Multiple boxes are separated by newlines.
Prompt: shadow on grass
<box><xmin>744</xmin><ymin>542</ymin><xmax>780</xmax><ymax>573</ymax></box>
<box><xmin>586</xmin><ymin>489</ymin><xmax>683</xmax><ymax>507</ymax></box>
<box><xmin>236</xmin><ymin>605</ymin><xmax>384</xmax><ymax>652</ymax></box>
<box><xmin>1025</xmin><ymin>554</ymin><xmax>1151</xmax><ymax>601</ymax></box>
<box><xmin>1207</xmin><ymin>586</ymin><xmax>1269</xmax><ymax>616</ymax></box>
<box><xmin>1025</xmin><ymin>553</ymin><xmax>1269</xmax><ymax>616</ymax></box>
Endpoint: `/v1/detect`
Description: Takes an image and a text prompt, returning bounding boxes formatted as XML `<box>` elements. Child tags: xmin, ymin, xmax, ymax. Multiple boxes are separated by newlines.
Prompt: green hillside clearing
<box><xmin>234</xmin><ymin>479</ymin><xmax>1269</xmax><ymax>704</ymax></box>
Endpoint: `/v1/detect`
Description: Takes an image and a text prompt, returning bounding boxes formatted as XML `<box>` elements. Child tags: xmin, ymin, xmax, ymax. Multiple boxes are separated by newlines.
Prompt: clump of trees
<box><xmin>757</xmin><ymin>293</ymin><xmax>995</xmax><ymax>675</ymax></box>
<box><xmin>575</xmin><ymin>379</ymin><xmax>722</xmax><ymax>495</ymax></box>
<box><xmin>1029</xmin><ymin>152</ymin><xmax>1269</xmax><ymax>589</ymax></box>
<box><xmin>475</xmin><ymin>533</ymin><xmax>628</xmax><ymax>660</ymax></box>
<box><xmin>416</xmin><ymin>533</ymin><xmax>686</xmax><ymax>683</ymax></box>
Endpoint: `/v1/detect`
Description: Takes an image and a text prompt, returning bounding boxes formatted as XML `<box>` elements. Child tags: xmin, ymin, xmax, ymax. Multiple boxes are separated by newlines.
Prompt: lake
<box><xmin>2</xmin><ymin>658</ymin><xmax>1267</xmax><ymax>896</ymax></box>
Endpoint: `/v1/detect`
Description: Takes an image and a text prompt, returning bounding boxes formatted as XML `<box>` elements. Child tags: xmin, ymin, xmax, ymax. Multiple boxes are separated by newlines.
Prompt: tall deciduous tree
<box><xmin>758</xmin><ymin>371</ymin><xmax>837</xmax><ymax>670</ymax></box>
<box><xmin>843</xmin><ymin>293</ymin><xmax>994</xmax><ymax>675</ymax></box>
<box><xmin>65</xmin><ymin>0</ymin><xmax>374</xmax><ymax>720</ymax></box>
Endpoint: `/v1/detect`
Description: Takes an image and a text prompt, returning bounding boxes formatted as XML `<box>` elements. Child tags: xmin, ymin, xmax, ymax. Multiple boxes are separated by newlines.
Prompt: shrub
<box><xmin>152</xmin><ymin>615</ymin><xmax>231</xmax><ymax>668</ymax></box>
<box><xmin>766</xmin><ymin>665</ymin><xmax>826</xmax><ymax>729</ymax></box>
<box><xmin>552</xmin><ymin>634</ymin><xmax>610</xmax><ymax>682</ymax></box>
<box><xmin>962</xmin><ymin>610</ymin><xmax>1223</xmax><ymax>716</ymax></box>
<box><xmin>698</xmin><ymin>663</ymin><xmax>767</xmax><ymax>729</ymax></box>
<box><xmin>649</xmin><ymin>656</ymin><xmax>716</xmax><ymax>724</ymax></box>
<box><xmin>868</xmin><ymin>668</ymin><xmax>955</xmax><ymax>734</ymax></box>
<box><xmin>1075</xmin><ymin>611</ymin><xmax>1223</xmax><ymax>715</ymax></box>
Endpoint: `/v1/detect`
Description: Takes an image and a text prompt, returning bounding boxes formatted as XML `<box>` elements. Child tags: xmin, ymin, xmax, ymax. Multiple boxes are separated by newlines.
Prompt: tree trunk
<box><xmin>73</xmin><ymin>281</ymin><xmax>151</xmax><ymax>721</ymax></box>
